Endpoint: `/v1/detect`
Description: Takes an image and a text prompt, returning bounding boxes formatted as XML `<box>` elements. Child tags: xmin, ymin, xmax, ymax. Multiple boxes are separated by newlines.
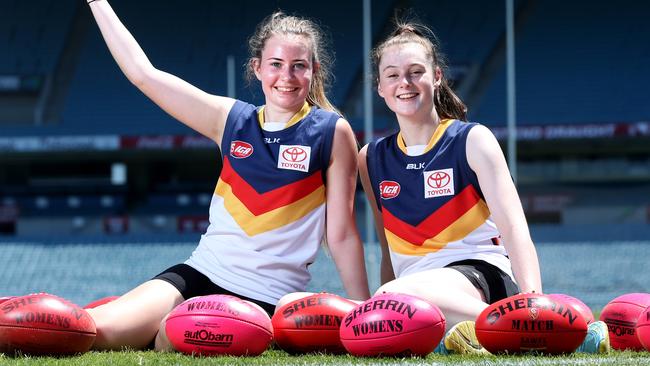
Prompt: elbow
<box><xmin>124</xmin><ymin>58</ymin><xmax>156</xmax><ymax>88</ymax></box>
<box><xmin>127</xmin><ymin>72</ymin><xmax>146</xmax><ymax>88</ymax></box>
<box><xmin>326</xmin><ymin>230</ymin><xmax>360</xmax><ymax>253</ymax></box>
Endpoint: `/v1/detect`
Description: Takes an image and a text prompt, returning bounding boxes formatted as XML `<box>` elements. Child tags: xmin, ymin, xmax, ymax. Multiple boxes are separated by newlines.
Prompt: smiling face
<box><xmin>253</xmin><ymin>34</ymin><xmax>315</xmax><ymax>114</ymax></box>
<box><xmin>377</xmin><ymin>43</ymin><xmax>441</xmax><ymax>121</ymax></box>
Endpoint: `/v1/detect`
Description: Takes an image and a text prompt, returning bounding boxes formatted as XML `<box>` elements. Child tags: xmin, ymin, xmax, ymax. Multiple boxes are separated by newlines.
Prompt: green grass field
<box><xmin>2</xmin><ymin>349</ymin><xmax>650</xmax><ymax>366</ymax></box>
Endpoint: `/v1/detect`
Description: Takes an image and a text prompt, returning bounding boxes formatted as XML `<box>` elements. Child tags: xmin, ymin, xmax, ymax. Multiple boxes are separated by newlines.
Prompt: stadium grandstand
<box><xmin>0</xmin><ymin>0</ymin><xmax>649</xmax><ymax>308</ymax></box>
<box><xmin>2</xmin><ymin>0</ymin><xmax>647</xmax><ymax>235</ymax></box>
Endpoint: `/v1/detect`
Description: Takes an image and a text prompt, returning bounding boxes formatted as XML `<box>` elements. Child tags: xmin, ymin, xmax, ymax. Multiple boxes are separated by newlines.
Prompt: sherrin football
<box><xmin>599</xmin><ymin>292</ymin><xmax>650</xmax><ymax>351</ymax></box>
<box><xmin>547</xmin><ymin>293</ymin><xmax>594</xmax><ymax>324</ymax></box>
<box><xmin>165</xmin><ymin>294</ymin><xmax>273</xmax><ymax>356</ymax></box>
<box><xmin>339</xmin><ymin>292</ymin><xmax>445</xmax><ymax>357</ymax></box>
<box><xmin>636</xmin><ymin>305</ymin><xmax>650</xmax><ymax>352</ymax></box>
<box><xmin>475</xmin><ymin>293</ymin><xmax>587</xmax><ymax>354</ymax></box>
<box><xmin>0</xmin><ymin>293</ymin><xmax>96</xmax><ymax>355</ymax></box>
<box><xmin>272</xmin><ymin>292</ymin><xmax>356</xmax><ymax>354</ymax></box>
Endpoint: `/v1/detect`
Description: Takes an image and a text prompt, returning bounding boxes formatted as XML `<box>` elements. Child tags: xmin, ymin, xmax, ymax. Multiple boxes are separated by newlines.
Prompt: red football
<box><xmin>0</xmin><ymin>293</ymin><xmax>97</xmax><ymax>355</ymax></box>
<box><xmin>599</xmin><ymin>293</ymin><xmax>650</xmax><ymax>351</ymax></box>
<box><xmin>339</xmin><ymin>292</ymin><xmax>445</xmax><ymax>357</ymax></box>
<box><xmin>547</xmin><ymin>294</ymin><xmax>594</xmax><ymax>324</ymax></box>
<box><xmin>636</xmin><ymin>306</ymin><xmax>650</xmax><ymax>351</ymax></box>
<box><xmin>272</xmin><ymin>293</ymin><xmax>356</xmax><ymax>354</ymax></box>
<box><xmin>475</xmin><ymin>293</ymin><xmax>588</xmax><ymax>354</ymax></box>
<box><xmin>165</xmin><ymin>294</ymin><xmax>273</xmax><ymax>356</ymax></box>
<box><xmin>0</xmin><ymin>297</ymin><xmax>15</xmax><ymax>305</ymax></box>
<box><xmin>83</xmin><ymin>296</ymin><xmax>120</xmax><ymax>309</ymax></box>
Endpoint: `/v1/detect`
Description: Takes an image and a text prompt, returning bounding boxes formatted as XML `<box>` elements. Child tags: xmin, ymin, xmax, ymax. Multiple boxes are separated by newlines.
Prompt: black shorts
<box><xmin>153</xmin><ymin>264</ymin><xmax>276</xmax><ymax>316</ymax></box>
<box><xmin>445</xmin><ymin>259</ymin><xmax>519</xmax><ymax>304</ymax></box>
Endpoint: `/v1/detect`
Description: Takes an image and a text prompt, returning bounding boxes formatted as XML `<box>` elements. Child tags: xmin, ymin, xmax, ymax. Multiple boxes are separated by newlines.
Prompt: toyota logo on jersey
<box><xmin>278</xmin><ymin>145</ymin><xmax>311</xmax><ymax>172</ymax></box>
<box><xmin>230</xmin><ymin>140</ymin><xmax>253</xmax><ymax>158</ymax></box>
<box><xmin>282</xmin><ymin>146</ymin><xmax>308</xmax><ymax>162</ymax></box>
<box><xmin>423</xmin><ymin>168</ymin><xmax>454</xmax><ymax>198</ymax></box>
<box><xmin>379</xmin><ymin>180</ymin><xmax>401</xmax><ymax>199</ymax></box>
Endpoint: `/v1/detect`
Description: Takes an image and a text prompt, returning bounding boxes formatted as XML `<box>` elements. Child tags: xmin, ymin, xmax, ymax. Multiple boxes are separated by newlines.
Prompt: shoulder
<box><xmin>367</xmin><ymin>133</ymin><xmax>397</xmax><ymax>153</ymax></box>
<box><xmin>310</xmin><ymin>106</ymin><xmax>341</xmax><ymax>125</ymax></box>
<box><xmin>466</xmin><ymin>124</ymin><xmax>503</xmax><ymax>170</ymax></box>
<box><xmin>466</xmin><ymin>123</ymin><xmax>499</xmax><ymax>148</ymax></box>
<box><xmin>359</xmin><ymin>143</ymin><xmax>369</xmax><ymax>157</ymax></box>
<box><xmin>227</xmin><ymin>100</ymin><xmax>258</xmax><ymax>121</ymax></box>
<box><xmin>443</xmin><ymin>119</ymin><xmax>480</xmax><ymax>138</ymax></box>
<box><xmin>330</xmin><ymin>118</ymin><xmax>358</xmax><ymax>156</ymax></box>
<box><xmin>333</xmin><ymin>117</ymin><xmax>355</xmax><ymax>136</ymax></box>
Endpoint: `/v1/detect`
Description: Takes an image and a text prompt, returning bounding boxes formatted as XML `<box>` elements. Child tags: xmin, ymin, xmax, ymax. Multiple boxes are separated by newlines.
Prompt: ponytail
<box><xmin>437</xmin><ymin>80</ymin><xmax>467</xmax><ymax>121</ymax></box>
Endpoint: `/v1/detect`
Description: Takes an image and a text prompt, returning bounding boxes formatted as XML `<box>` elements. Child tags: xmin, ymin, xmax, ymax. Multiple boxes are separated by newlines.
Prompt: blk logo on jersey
<box><xmin>423</xmin><ymin>168</ymin><xmax>454</xmax><ymax>198</ymax></box>
<box><xmin>230</xmin><ymin>140</ymin><xmax>253</xmax><ymax>158</ymax></box>
<box><xmin>406</xmin><ymin>162</ymin><xmax>425</xmax><ymax>170</ymax></box>
<box><xmin>278</xmin><ymin>145</ymin><xmax>311</xmax><ymax>172</ymax></box>
<box><xmin>379</xmin><ymin>180</ymin><xmax>401</xmax><ymax>199</ymax></box>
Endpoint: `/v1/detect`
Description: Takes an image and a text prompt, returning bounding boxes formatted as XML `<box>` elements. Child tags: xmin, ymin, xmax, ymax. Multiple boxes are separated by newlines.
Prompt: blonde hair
<box><xmin>246</xmin><ymin>11</ymin><xmax>340</xmax><ymax>115</ymax></box>
<box><xmin>372</xmin><ymin>21</ymin><xmax>467</xmax><ymax>121</ymax></box>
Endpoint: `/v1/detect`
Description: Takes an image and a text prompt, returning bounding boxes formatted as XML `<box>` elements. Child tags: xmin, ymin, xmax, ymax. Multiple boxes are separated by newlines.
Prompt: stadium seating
<box><xmin>4</xmin><ymin>1</ymin><xmax>650</xmax><ymax>131</ymax></box>
<box><xmin>1</xmin><ymin>1</ymin><xmax>648</xmax><ymax>238</ymax></box>
<box><xmin>472</xmin><ymin>0</ymin><xmax>650</xmax><ymax>126</ymax></box>
<box><xmin>59</xmin><ymin>0</ymin><xmax>396</xmax><ymax>135</ymax></box>
<box><xmin>0</xmin><ymin>0</ymin><xmax>75</xmax><ymax>75</ymax></box>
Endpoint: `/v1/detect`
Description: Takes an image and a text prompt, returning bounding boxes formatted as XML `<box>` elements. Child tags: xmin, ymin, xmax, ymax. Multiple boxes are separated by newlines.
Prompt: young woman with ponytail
<box><xmin>358</xmin><ymin>19</ymin><xmax>611</xmax><ymax>355</ymax></box>
<box><xmin>357</xmin><ymin>21</ymin><xmax>543</xmax><ymax>354</ymax></box>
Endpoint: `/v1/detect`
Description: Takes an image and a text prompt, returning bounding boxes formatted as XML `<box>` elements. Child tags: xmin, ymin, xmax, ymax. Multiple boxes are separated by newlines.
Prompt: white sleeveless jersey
<box><xmin>186</xmin><ymin>101</ymin><xmax>338</xmax><ymax>304</ymax></box>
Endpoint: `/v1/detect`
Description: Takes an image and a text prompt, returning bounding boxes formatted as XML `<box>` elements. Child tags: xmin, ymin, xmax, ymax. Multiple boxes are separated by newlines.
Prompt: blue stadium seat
<box><xmin>472</xmin><ymin>0</ymin><xmax>650</xmax><ymax>126</ymax></box>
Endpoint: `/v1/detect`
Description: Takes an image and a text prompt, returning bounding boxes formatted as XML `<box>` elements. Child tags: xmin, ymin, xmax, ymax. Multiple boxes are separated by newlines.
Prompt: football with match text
<box><xmin>475</xmin><ymin>293</ymin><xmax>588</xmax><ymax>354</ymax></box>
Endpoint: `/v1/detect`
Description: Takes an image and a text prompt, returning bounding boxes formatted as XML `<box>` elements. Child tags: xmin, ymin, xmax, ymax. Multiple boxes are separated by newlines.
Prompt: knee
<box><xmin>374</xmin><ymin>280</ymin><xmax>404</xmax><ymax>296</ymax></box>
<box><xmin>155</xmin><ymin>313</ymin><xmax>174</xmax><ymax>352</ymax></box>
<box><xmin>275</xmin><ymin>292</ymin><xmax>313</xmax><ymax>311</ymax></box>
<box><xmin>88</xmin><ymin>309</ymin><xmax>120</xmax><ymax>349</ymax></box>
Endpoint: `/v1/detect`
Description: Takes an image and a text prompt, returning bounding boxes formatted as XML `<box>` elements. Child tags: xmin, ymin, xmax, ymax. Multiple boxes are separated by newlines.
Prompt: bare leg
<box><xmin>87</xmin><ymin>279</ymin><xmax>184</xmax><ymax>350</ymax></box>
<box><xmin>154</xmin><ymin>312</ymin><xmax>175</xmax><ymax>352</ymax></box>
<box><xmin>375</xmin><ymin>268</ymin><xmax>487</xmax><ymax>331</ymax></box>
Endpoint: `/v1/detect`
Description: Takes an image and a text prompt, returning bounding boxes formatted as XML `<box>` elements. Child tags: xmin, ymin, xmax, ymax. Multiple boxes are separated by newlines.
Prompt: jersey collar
<box><xmin>257</xmin><ymin>102</ymin><xmax>311</xmax><ymax>129</ymax></box>
<box><xmin>396</xmin><ymin>119</ymin><xmax>454</xmax><ymax>155</ymax></box>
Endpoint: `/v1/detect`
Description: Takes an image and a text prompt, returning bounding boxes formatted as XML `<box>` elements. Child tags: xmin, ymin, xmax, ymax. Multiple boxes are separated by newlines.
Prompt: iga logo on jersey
<box><xmin>423</xmin><ymin>169</ymin><xmax>454</xmax><ymax>198</ymax></box>
<box><xmin>230</xmin><ymin>140</ymin><xmax>253</xmax><ymax>158</ymax></box>
<box><xmin>379</xmin><ymin>180</ymin><xmax>401</xmax><ymax>199</ymax></box>
<box><xmin>278</xmin><ymin>145</ymin><xmax>311</xmax><ymax>172</ymax></box>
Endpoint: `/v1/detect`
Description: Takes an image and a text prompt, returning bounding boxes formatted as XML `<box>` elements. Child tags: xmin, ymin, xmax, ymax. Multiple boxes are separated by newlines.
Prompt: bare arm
<box><xmin>358</xmin><ymin>145</ymin><xmax>395</xmax><ymax>286</ymax></box>
<box><xmin>88</xmin><ymin>0</ymin><xmax>234</xmax><ymax>145</ymax></box>
<box><xmin>466</xmin><ymin>125</ymin><xmax>542</xmax><ymax>294</ymax></box>
<box><xmin>325</xmin><ymin>120</ymin><xmax>371</xmax><ymax>301</ymax></box>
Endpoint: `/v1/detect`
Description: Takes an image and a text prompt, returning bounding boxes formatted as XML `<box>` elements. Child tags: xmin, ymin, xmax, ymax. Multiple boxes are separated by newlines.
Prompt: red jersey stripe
<box><xmin>382</xmin><ymin>185</ymin><xmax>482</xmax><ymax>245</ymax></box>
<box><xmin>219</xmin><ymin>157</ymin><xmax>324</xmax><ymax>216</ymax></box>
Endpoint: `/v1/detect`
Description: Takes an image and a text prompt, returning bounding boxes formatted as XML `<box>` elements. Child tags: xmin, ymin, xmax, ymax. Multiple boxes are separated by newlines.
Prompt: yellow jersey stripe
<box><xmin>257</xmin><ymin>102</ymin><xmax>311</xmax><ymax>129</ymax></box>
<box><xmin>215</xmin><ymin>179</ymin><xmax>326</xmax><ymax>236</ymax></box>
<box><xmin>397</xmin><ymin>118</ymin><xmax>454</xmax><ymax>154</ymax></box>
<box><xmin>385</xmin><ymin>199</ymin><xmax>491</xmax><ymax>255</ymax></box>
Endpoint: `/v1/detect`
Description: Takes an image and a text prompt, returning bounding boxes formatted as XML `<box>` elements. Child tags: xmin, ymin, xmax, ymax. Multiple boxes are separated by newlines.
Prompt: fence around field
<box><xmin>0</xmin><ymin>238</ymin><xmax>648</xmax><ymax>310</ymax></box>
